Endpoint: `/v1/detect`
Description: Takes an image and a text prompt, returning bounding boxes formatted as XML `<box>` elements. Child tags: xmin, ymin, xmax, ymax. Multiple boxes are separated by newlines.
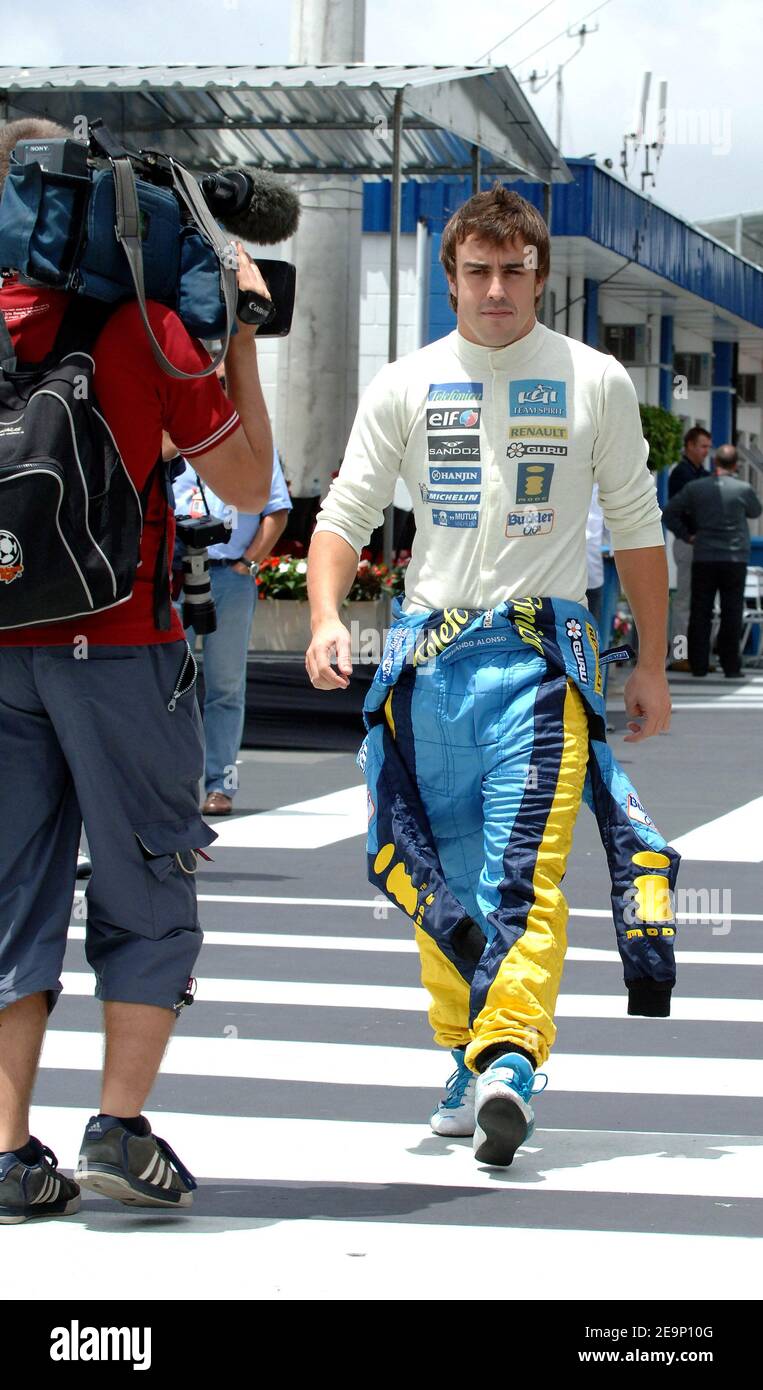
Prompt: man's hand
<box><xmin>306</xmin><ymin>617</ymin><xmax>353</xmax><ymax>690</ymax></box>
<box><xmin>231</xmin><ymin>561</ymin><xmax>256</xmax><ymax>577</ymax></box>
<box><xmin>233</xmin><ymin>241</ymin><xmax>271</xmax><ymax>311</ymax></box>
<box><xmin>623</xmin><ymin>667</ymin><xmax>671</xmax><ymax>742</ymax></box>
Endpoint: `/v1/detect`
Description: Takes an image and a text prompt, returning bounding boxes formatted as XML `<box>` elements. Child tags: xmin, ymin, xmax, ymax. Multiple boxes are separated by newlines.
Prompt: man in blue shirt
<box><xmin>172</xmin><ymin>446</ymin><xmax>291</xmax><ymax>813</ymax></box>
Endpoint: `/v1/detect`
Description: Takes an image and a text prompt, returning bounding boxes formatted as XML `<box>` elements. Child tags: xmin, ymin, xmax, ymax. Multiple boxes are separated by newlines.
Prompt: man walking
<box><xmin>666</xmin><ymin>426</ymin><xmax>712</xmax><ymax>668</ymax></box>
<box><xmin>306</xmin><ymin>184</ymin><xmax>678</xmax><ymax>1169</ymax></box>
<box><xmin>0</xmin><ymin>118</ymin><xmax>273</xmax><ymax>1222</ymax></box>
<box><xmin>663</xmin><ymin>445</ymin><xmax>762</xmax><ymax>678</ymax></box>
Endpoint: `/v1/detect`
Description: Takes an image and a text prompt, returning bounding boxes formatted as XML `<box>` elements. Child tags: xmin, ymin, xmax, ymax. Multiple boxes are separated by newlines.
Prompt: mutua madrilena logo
<box><xmin>0</xmin><ymin>531</ymin><xmax>23</xmax><ymax>584</ymax></box>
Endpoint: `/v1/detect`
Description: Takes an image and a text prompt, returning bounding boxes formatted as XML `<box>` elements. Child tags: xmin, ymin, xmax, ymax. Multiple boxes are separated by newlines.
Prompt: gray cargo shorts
<box><xmin>0</xmin><ymin>640</ymin><xmax>217</xmax><ymax>1014</ymax></box>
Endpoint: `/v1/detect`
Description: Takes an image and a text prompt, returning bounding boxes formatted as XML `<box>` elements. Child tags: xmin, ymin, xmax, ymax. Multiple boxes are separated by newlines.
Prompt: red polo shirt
<box><xmin>0</xmin><ymin>278</ymin><xmax>241</xmax><ymax>646</ymax></box>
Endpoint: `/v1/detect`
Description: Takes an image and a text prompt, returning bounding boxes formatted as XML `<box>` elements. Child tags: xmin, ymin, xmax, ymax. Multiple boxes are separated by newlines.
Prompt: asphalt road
<box><xmin>6</xmin><ymin>670</ymin><xmax>763</xmax><ymax>1301</ymax></box>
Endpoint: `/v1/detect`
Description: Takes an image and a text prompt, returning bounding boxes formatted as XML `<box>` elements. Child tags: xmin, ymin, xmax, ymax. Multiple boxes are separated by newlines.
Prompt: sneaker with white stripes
<box><xmin>0</xmin><ymin>1138</ymin><xmax>81</xmax><ymax>1224</ymax></box>
<box><xmin>75</xmin><ymin>1115</ymin><xmax>197</xmax><ymax>1209</ymax></box>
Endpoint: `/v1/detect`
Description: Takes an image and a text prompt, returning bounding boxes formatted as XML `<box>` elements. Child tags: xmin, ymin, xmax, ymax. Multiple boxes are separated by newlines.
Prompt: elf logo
<box><xmin>426</xmin><ymin>407</ymin><xmax>481</xmax><ymax>431</ymax></box>
<box><xmin>0</xmin><ymin>531</ymin><xmax>23</xmax><ymax>584</ymax></box>
<box><xmin>50</xmin><ymin>1321</ymin><xmax>151</xmax><ymax>1371</ymax></box>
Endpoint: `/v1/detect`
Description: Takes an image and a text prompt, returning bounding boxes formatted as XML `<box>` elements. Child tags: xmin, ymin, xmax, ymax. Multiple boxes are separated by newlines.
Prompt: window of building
<box><xmin>737</xmin><ymin>373</ymin><xmax>760</xmax><ymax>404</ymax></box>
<box><xmin>674</xmin><ymin>352</ymin><xmax>711</xmax><ymax>390</ymax></box>
<box><xmin>601</xmin><ymin>323</ymin><xmax>647</xmax><ymax>364</ymax></box>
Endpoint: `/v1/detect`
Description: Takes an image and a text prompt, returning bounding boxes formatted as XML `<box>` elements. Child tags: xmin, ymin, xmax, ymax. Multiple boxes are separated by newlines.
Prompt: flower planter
<box><xmin>251</xmin><ymin>598</ymin><xmax>386</xmax><ymax>654</ymax></box>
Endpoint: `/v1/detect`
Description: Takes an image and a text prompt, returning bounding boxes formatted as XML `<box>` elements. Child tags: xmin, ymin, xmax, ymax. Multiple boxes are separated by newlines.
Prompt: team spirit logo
<box><xmin>506</xmin><ymin>440</ymin><xmax>567</xmax><ymax>459</ymax></box>
<box><xmin>428</xmin><ymin>382</ymin><xmax>484</xmax><ymax>402</ymax></box>
<box><xmin>509</xmin><ymin>424</ymin><xmax>568</xmax><ymax>440</ymax></box>
<box><xmin>509</xmin><ymin>379</ymin><xmax>567</xmax><ymax>417</ymax></box>
<box><xmin>565</xmin><ymin>617</ymin><xmax>588</xmax><ymax>683</ymax></box>
<box><xmin>0</xmin><ymin>531</ymin><xmax>24</xmax><ymax>584</ymax></box>
<box><xmin>429</xmin><ymin>467</ymin><xmax>481</xmax><ymax>485</ymax></box>
<box><xmin>505</xmin><ymin>507</ymin><xmax>555</xmax><ymax>537</ymax></box>
<box><xmin>426</xmin><ymin>407</ymin><xmax>481</xmax><ymax>431</ymax></box>
<box><xmin>515</xmin><ymin>460</ymin><xmax>554</xmax><ymax>504</ymax></box>
<box><xmin>427</xmin><ymin>435</ymin><xmax>481</xmax><ymax>461</ymax></box>
<box><xmin>419</xmin><ymin>483</ymin><xmax>480</xmax><ymax>506</ymax></box>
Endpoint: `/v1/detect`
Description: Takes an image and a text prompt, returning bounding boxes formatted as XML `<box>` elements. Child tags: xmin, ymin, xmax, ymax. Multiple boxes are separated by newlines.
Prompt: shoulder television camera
<box><xmin>0</xmin><ymin>120</ymin><xmax>299</xmax><ymax>377</ymax></box>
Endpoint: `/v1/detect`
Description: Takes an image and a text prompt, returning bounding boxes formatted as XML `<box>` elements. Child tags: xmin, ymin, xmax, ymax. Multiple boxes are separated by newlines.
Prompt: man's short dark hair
<box><xmin>440</xmin><ymin>183</ymin><xmax>550</xmax><ymax>313</ymax></box>
<box><xmin>0</xmin><ymin>118</ymin><xmax>69</xmax><ymax>195</ymax></box>
<box><xmin>684</xmin><ymin>425</ymin><xmax>711</xmax><ymax>448</ymax></box>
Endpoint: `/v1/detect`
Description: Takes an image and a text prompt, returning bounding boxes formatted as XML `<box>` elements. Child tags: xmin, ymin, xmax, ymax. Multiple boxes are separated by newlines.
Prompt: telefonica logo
<box><xmin>50</xmin><ymin>1321</ymin><xmax>151</xmax><ymax>1371</ymax></box>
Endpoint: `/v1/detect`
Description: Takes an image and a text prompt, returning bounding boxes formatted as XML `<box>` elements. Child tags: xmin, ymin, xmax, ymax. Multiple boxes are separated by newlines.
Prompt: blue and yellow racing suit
<box><xmin>359</xmin><ymin>597</ymin><xmax>679</xmax><ymax>1073</ymax></box>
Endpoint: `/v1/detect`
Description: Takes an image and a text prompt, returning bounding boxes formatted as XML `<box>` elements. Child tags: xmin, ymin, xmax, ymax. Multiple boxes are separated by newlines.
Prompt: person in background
<box><xmin>665</xmin><ymin>426</ymin><xmax>712</xmax><ymax>670</ymax></box>
<box><xmin>663</xmin><ymin>444</ymin><xmax>762</xmax><ymax>679</ymax></box>
<box><xmin>170</xmin><ymin>415</ymin><xmax>291</xmax><ymax>815</ymax></box>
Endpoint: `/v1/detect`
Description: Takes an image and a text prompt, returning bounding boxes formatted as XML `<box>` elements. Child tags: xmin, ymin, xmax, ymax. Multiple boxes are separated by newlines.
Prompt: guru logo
<box><xmin>0</xmin><ymin>531</ymin><xmax>23</xmax><ymax>584</ymax></box>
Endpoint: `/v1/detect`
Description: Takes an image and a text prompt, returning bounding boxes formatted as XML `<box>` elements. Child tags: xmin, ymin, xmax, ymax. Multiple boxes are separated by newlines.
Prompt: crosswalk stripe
<box><xmin>56</xmin><ymin>973</ymin><xmax>763</xmax><ymax>1022</ymax></box>
<box><xmin>671</xmin><ymin>701</ymin><xmax>763</xmax><ymax>710</ymax></box>
<box><xmin>27</xmin><ymin>1104</ymin><xmax>763</xmax><ymax>1201</ymax></box>
<box><xmin>37</xmin><ymin>1031</ymin><xmax>763</xmax><ymax>1096</ymax></box>
<box><xmin>66</xmin><ymin>926</ymin><xmax>418</xmax><ymax>952</ymax></box>
<box><xmin>8</xmin><ymin>1201</ymin><xmax>759</xmax><ymax>1300</ymax></box>
<box><xmin>209</xmin><ymin>786</ymin><xmax>367</xmax><ymax>849</ymax></box>
<box><xmin>70</xmin><ymin>892</ymin><xmax>763</xmax><ymax>923</ymax></box>
<box><xmin>65</xmin><ymin>927</ymin><xmax>763</xmax><ymax>965</ymax></box>
<box><xmin>670</xmin><ymin>796</ymin><xmax>763</xmax><ymax>863</ymax></box>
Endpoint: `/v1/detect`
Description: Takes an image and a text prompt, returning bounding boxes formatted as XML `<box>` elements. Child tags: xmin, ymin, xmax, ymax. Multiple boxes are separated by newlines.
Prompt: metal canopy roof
<box><xmin>0</xmin><ymin>64</ymin><xmax>571</xmax><ymax>183</ymax></box>
<box><xmin>696</xmin><ymin>211</ymin><xmax>763</xmax><ymax>271</ymax></box>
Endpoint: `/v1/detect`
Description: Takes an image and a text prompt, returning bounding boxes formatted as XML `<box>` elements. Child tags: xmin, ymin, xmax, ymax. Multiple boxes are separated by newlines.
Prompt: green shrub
<box><xmin>639</xmin><ymin>404</ymin><xmax>683</xmax><ymax>473</ymax></box>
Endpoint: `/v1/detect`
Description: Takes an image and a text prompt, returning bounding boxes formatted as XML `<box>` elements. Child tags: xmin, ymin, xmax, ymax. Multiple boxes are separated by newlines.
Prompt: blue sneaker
<box><xmin>430</xmin><ymin>1049</ymin><xmax>476</xmax><ymax>1136</ymax></box>
<box><xmin>0</xmin><ymin>1138</ymin><xmax>81</xmax><ymax>1224</ymax></box>
<box><xmin>473</xmin><ymin>1053</ymin><xmax>548</xmax><ymax>1167</ymax></box>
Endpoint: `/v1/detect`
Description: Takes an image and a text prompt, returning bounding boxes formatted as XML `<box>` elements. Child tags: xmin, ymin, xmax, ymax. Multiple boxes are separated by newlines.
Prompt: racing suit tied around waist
<box><xmin>358</xmin><ymin>596</ymin><xmax>679</xmax><ymax>1066</ymax></box>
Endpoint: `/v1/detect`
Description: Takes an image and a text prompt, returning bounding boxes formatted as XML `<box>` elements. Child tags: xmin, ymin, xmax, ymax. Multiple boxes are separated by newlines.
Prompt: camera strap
<box><xmin>110</xmin><ymin>156</ymin><xmax>238</xmax><ymax>381</ymax></box>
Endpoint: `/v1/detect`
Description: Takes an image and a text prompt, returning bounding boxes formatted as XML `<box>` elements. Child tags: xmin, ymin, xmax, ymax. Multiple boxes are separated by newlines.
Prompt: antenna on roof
<box><xmin>620</xmin><ymin>71</ymin><xmax>667</xmax><ymax>191</ymax></box>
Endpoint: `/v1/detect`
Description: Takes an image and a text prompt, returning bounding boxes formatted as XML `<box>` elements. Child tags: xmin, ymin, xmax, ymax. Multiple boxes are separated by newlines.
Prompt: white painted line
<box><xmin>28</xmin><ymin>1103</ymin><xmax>763</xmax><ymax>1201</ymax></box>
<box><xmin>67</xmin><ymin>926</ymin><xmax>418</xmax><ymax>952</ymax></box>
<box><xmin>65</xmin><ymin>926</ymin><xmax>763</xmax><ymax>964</ymax></box>
<box><xmin>70</xmin><ymin>894</ymin><xmax>763</xmax><ymax>924</ymax></box>
<box><xmin>57</xmin><ymin>973</ymin><xmax>763</xmax><ymax>1023</ymax></box>
<box><xmin>37</xmin><ymin>1032</ymin><xmax>763</xmax><ymax>1097</ymax></box>
<box><xmin>8</xmin><ymin>1193</ymin><xmax>761</xmax><ymax>1302</ymax></box>
<box><xmin>670</xmin><ymin>796</ymin><xmax>763</xmax><ymax>863</ymax></box>
<box><xmin>208</xmin><ymin>785</ymin><xmax>367</xmax><ymax>849</ymax></box>
<box><xmin>565</xmin><ymin>946</ymin><xmax>763</xmax><ymax>966</ymax></box>
<box><xmin>671</xmin><ymin>702</ymin><xmax>763</xmax><ymax>711</ymax></box>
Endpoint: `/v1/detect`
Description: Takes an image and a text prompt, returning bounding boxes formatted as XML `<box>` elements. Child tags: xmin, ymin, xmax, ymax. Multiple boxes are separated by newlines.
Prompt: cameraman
<box><xmin>0</xmin><ymin>117</ymin><xmax>273</xmax><ymax>1222</ymax></box>
<box><xmin>169</xmin><ymin>389</ymin><xmax>291</xmax><ymax>814</ymax></box>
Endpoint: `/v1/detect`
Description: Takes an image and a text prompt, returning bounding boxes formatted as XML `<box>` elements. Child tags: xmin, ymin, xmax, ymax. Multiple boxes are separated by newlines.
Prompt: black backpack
<box><xmin>0</xmin><ymin>296</ymin><xmax>171</xmax><ymax>632</ymax></box>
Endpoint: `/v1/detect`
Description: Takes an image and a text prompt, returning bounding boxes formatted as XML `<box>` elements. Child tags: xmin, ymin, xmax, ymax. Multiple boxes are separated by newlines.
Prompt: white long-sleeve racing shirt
<box><xmin>314</xmin><ymin>319</ymin><xmax>664</xmax><ymax>611</ymax></box>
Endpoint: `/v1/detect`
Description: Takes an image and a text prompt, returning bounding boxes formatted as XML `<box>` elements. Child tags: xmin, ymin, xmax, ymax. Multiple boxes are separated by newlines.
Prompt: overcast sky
<box><xmin>3</xmin><ymin>0</ymin><xmax>761</xmax><ymax>222</ymax></box>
